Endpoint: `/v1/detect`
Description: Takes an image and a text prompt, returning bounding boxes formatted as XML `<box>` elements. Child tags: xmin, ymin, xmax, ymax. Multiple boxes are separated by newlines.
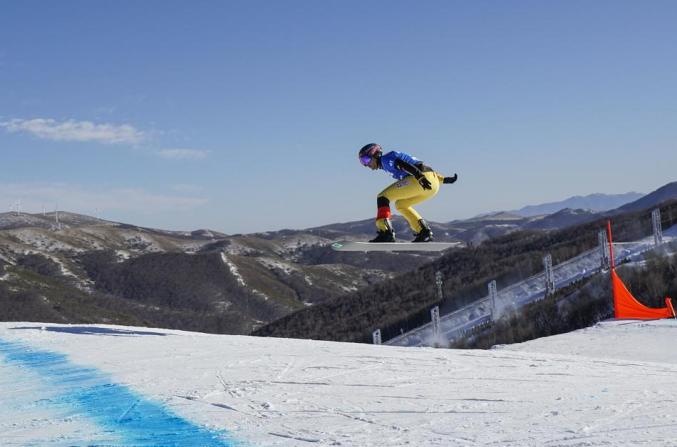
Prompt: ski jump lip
<box><xmin>0</xmin><ymin>337</ymin><xmax>238</xmax><ymax>447</ymax></box>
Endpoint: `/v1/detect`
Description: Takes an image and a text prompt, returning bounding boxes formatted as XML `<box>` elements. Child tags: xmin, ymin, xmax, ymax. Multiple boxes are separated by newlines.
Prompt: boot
<box><xmin>371</xmin><ymin>219</ymin><xmax>396</xmax><ymax>242</ymax></box>
<box><xmin>370</xmin><ymin>230</ymin><xmax>396</xmax><ymax>243</ymax></box>
<box><xmin>412</xmin><ymin>219</ymin><xmax>433</xmax><ymax>242</ymax></box>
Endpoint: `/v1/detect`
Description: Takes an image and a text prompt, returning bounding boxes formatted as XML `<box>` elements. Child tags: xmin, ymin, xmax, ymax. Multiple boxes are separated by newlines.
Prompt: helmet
<box><xmin>358</xmin><ymin>143</ymin><xmax>382</xmax><ymax>166</ymax></box>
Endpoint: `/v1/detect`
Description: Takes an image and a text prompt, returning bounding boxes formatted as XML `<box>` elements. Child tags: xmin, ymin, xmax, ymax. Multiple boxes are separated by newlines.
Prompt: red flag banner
<box><xmin>611</xmin><ymin>270</ymin><xmax>674</xmax><ymax>319</ymax></box>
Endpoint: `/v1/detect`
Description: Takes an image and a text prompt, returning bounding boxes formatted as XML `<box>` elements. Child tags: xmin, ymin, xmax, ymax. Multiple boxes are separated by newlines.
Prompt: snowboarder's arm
<box><xmin>394</xmin><ymin>159</ymin><xmax>432</xmax><ymax>190</ymax></box>
<box><xmin>433</xmin><ymin>172</ymin><xmax>458</xmax><ymax>184</ymax></box>
<box><xmin>394</xmin><ymin>159</ymin><xmax>424</xmax><ymax>178</ymax></box>
<box><xmin>443</xmin><ymin>174</ymin><xmax>458</xmax><ymax>184</ymax></box>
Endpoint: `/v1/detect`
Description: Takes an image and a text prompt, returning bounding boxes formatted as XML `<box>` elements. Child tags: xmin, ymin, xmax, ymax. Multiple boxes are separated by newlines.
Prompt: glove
<box><xmin>443</xmin><ymin>174</ymin><xmax>458</xmax><ymax>184</ymax></box>
<box><xmin>417</xmin><ymin>176</ymin><xmax>433</xmax><ymax>190</ymax></box>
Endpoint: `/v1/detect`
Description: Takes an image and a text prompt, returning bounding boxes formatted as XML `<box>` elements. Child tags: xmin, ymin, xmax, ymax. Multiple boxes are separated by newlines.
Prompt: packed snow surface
<box><xmin>1</xmin><ymin>320</ymin><xmax>677</xmax><ymax>446</ymax></box>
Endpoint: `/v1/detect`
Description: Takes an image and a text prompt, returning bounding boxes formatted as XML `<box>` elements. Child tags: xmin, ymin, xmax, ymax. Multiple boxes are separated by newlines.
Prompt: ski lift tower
<box><xmin>430</xmin><ymin>306</ymin><xmax>441</xmax><ymax>339</ymax></box>
<box><xmin>488</xmin><ymin>280</ymin><xmax>498</xmax><ymax>318</ymax></box>
<box><xmin>372</xmin><ymin>329</ymin><xmax>382</xmax><ymax>345</ymax></box>
<box><xmin>431</xmin><ymin>271</ymin><xmax>444</xmax><ymax>340</ymax></box>
<box><xmin>544</xmin><ymin>254</ymin><xmax>555</xmax><ymax>296</ymax></box>
<box><xmin>652</xmin><ymin>209</ymin><xmax>663</xmax><ymax>246</ymax></box>
<box><xmin>435</xmin><ymin>271</ymin><xmax>444</xmax><ymax>301</ymax></box>
<box><xmin>599</xmin><ymin>229</ymin><xmax>611</xmax><ymax>269</ymax></box>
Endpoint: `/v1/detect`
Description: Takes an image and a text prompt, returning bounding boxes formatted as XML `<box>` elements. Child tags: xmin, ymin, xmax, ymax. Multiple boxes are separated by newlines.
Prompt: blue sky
<box><xmin>1</xmin><ymin>1</ymin><xmax>676</xmax><ymax>233</ymax></box>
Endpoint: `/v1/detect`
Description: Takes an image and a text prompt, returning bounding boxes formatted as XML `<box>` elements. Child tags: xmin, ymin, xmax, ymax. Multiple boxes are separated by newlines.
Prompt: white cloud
<box><xmin>157</xmin><ymin>148</ymin><xmax>210</xmax><ymax>160</ymax></box>
<box><xmin>0</xmin><ymin>118</ymin><xmax>145</xmax><ymax>145</ymax></box>
<box><xmin>0</xmin><ymin>182</ymin><xmax>208</xmax><ymax>215</ymax></box>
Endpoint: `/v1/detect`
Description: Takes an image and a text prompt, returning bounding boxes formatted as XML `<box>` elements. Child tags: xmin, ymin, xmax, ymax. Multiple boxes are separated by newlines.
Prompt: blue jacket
<box><xmin>379</xmin><ymin>151</ymin><xmax>421</xmax><ymax>180</ymax></box>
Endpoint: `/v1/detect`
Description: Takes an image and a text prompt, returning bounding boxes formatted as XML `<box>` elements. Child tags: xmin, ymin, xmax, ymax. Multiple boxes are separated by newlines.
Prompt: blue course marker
<box><xmin>0</xmin><ymin>338</ymin><xmax>241</xmax><ymax>447</ymax></box>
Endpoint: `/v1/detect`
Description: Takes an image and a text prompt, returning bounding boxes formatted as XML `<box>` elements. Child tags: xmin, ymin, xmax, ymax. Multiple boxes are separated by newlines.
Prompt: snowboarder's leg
<box><xmin>371</xmin><ymin>196</ymin><xmax>396</xmax><ymax>242</ymax></box>
<box><xmin>412</xmin><ymin>219</ymin><xmax>433</xmax><ymax>242</ymax></box>
<box><xmin>370</xmin><ymin>215</ymin><xmax>395</xmax><ymax>242</ymax></box>
<box><xmin>386</xmin><ymin>172</ymin><xmax>440</xmax><ymax>233</ymax></box>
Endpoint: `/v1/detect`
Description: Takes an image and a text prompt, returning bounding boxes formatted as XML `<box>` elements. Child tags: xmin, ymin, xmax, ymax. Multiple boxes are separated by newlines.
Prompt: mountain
<box><xmin>0</xmin><ymin>208</ymin><xmax>558</xmax><ymax>335</ymax></box>
<box><xmin>612</xmin><ymin>181</ymin><xmax>677</xmax><ymax>214</ymax></box>
<box><xmin>523</xmin><ymin>208</ymin><xmax>599</xmax><ymax>230</ymax></box>
<box><xmin>2</xmin><ymin>319</ymin><xmax>677</xmax><ymax>446</ymax></box>
<box><xmin>512</xmin><ymin>192</ymin><xmax>643</xmax><ymax>217</ymax></box>
<box><xmin>255</xmin><ymin>198</ymin><xmax>677</xmax><ymax>343</ymax></box>
<box><xmin>0</xmin><ymin>212</ymin><xmax>440</xmax><ymax>334</ymax></box>
<box><xmin>3</xmin><ymin>182</ymin><xmax>674</xmax><ymax>337</ymax></box>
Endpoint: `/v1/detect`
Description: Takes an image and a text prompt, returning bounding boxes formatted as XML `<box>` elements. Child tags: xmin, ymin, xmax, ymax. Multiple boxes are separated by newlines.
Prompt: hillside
<box><xmin>0</xmin><ymin>203</ymin><xmax>609</xmax><ymax>334</ymax></box>
<box><xmin>255</xmin><ymin>199</ymin><xmax>677</xmax><ymax>343</ymax></box>
<box><xmin>613</xmin><ymin>181</ymin><xmax>677</xmax><ymax>213</ymax></box>
<box><xmin>2</xmin><ymin>319</ymin><xmax>676</xmax><ymax>446</ymax></box>
<box><xmin>0</xmin><ymin>214</ymin><xmax>405</xmax><ymax>334</ymax></box>
<box><xmin>2</xmin><ymin>181</ymin><xmax>676</xmax><ymax>337</ymax></box>
<box><xmin>523</xmin><ymin>208</ymin><xmax>598</xmax><ymax>230</ymax></box>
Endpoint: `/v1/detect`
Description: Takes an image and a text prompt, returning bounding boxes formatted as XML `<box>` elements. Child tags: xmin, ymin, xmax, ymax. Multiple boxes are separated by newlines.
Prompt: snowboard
<box><xmin>331</xmin><ymin>241</ymin><xmax>462</xmax><ymax>252</ymax></box>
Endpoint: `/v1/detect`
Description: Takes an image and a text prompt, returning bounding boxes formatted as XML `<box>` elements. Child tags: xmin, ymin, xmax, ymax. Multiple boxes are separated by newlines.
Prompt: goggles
<box><xmin>360</xmin><ymin>154</ymin><xmax>373</xmax><ymax>166</ymax></box>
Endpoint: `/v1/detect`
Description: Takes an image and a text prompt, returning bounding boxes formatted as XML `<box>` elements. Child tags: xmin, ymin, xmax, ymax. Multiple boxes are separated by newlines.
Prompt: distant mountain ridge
<box><xmin>612</xmin><ymin>182</ymin><xmax>677</xmax><ymax>214</ymax></box>
<box><xmin>511</xmin><ymin>192</ymin><xmax>643</xmax><ymax>217</ymax></box>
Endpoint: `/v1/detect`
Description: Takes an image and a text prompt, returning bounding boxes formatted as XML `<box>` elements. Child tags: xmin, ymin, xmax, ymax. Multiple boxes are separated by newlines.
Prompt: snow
<box><xmin>221</xmin><ymin>240</ymin><xmax>259</xmax><ymax>256</ymax></box>
<box><xmin>41</xmin><ymin>253</ymin><xmax>80</xmax><ymax>280</ymax></box>
<box><xmin>0</xmin><ymin>357</ymin><xmax>113</xmax><ymax>445</ymax></box>
<box><xmin>258</xmin><ymin>258</ymin><xmax>315</xmax><ymax>286</ymax></box>
<box><xmin>115</xmin><ymin>249</ymin><xmax>131</xmax><ymax>261</ymax></box>
<box><xmin>2</xmin><ymin>320</ymin><xmax>677</xmax><ymax>446</ymax></box>
<box><xmin>221</xmin><ymin>252</ymin><xmax>246</xmax><ymax>287</ymax></box>
<box><xmin>7</xmin><ymin>228</ymin><xmax>85</xmax><ymax>253</ymax></box>
<box><xmin>179</xmin><ymin>241</ymin><xmax>212</xmax><ymax>253</ymax></box>
<box><xmin>221</xmin><ymin>253</ymin><xmax>272</xmax><ymax>300</ymax></box>
<box><xmin>258</xmin><ymin>257</ymin><xmax>299</xmax><ymax>276</ymax></box>
<box><xmin>119</xmin><ymin>231</ymin><xmax>164</xmax><ymax>252</ymax></box>
<box><xmin>252</xmin><ymin>288</ymin><xmax>270</xmax><ymax>302</ymax></box>
<box><xmin>498</xmin><ymin>319</ymin><xmax>677</xmax><ymax>364</ymax></box>
<box><xmin>270</xmin><ymin>234</ymin><xmax>329</xmax><ymax>255</ymax></box>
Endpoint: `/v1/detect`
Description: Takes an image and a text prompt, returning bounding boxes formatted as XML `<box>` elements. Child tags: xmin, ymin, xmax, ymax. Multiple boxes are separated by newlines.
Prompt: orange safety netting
<box><xmin>607</xmin><ymin>220</ymin><xmax>676</xmax><ymax>320</ymax></box>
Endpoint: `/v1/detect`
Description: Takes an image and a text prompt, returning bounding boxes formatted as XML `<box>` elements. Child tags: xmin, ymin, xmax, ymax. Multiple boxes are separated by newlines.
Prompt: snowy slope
<box><xmin>1</xmin><ymin>320</ymin><xmax>677</xmax><ymax>446</ymax></box>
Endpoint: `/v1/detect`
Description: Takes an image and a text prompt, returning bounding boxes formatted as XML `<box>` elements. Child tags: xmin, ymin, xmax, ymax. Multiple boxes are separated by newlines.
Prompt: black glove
<box><xmin>443</xmin><ymin>174</ymin><xmax>458</xmax><ymax>184</ymax></box>
<box><xmin>417</xmin><ymin>176</ymin><xmax>433</xmax><ymax>190</ymax></box>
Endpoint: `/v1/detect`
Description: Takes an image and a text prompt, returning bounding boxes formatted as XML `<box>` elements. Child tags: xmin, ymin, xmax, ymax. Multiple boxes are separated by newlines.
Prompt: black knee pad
<box><xmin>377</xmin><ymin>196</ymin><xmax>390</xmax><ymax>208</ymax></box>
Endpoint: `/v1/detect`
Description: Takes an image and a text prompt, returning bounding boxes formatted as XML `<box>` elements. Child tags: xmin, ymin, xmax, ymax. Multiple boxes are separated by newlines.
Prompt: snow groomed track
<box><xmin>0</xmin><ymin>331</ymin><xmax>237</xmax><ymax>447</ymax></box>
<box><xmin>2</xmin><ymin>320</ymin><xmax>677</xmax><ymax>446</ymax></box>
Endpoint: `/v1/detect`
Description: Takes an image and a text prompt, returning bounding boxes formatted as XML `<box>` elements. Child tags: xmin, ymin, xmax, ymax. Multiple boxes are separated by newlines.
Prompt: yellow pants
<box><xmin>376</xmin><ymin>171</ymin><xmax>443</xmax><ymax>233</ymax></box>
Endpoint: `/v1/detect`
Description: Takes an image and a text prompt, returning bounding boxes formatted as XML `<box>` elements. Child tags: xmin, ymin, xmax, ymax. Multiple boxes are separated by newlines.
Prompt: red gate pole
<box><xmin>607</xmin><ymin>220</ymin><xmax>616</xmax><ymax>270</ymax></box>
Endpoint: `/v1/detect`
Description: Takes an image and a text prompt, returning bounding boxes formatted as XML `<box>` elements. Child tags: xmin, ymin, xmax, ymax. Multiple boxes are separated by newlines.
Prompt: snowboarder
<box><xmin>358</xmin><ymin>143</ymin><xmax>458</xmax><ymax>243</ymax></box>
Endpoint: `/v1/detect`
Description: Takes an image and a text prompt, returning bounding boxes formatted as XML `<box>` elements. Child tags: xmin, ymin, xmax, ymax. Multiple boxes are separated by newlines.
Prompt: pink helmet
<box><xmin>358</xmin><ymin>143</ymin><xmax>382</xmax><ymax>166</ymax></box>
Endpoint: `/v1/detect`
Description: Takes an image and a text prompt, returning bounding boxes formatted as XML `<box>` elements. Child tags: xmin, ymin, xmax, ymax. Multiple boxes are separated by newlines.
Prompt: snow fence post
<box><xmin>431</xmin><ymin>306</ymin><xmax>441</xmax><ymax>339</ymax></box>
<box><xmin>544</xmin><ymin>254</ymin><xmax>555</xmax><ymax>296</ymax></box>
<box><xmin>652</xmin><ymin>208</ymin><xmax>663</xmax><ymax>246</ymax></box>
<box><xmin>435</xmin><ymin>271</ymin><xmax>444</xmax><ymax>301</ymax></box>
<box><xmin>488</xmin><ymin>280</ymin><xmax>498</xmax><ymax>318</ymax></box>
<box><xmin>372</xmin><ymin>329</ymin><xmax>382</xmax><ymax>345</ymax></box>
<box><xmin>599</xmin><ymin>230</ymin><xmax>610</xmax><ymax>270</ymax></box>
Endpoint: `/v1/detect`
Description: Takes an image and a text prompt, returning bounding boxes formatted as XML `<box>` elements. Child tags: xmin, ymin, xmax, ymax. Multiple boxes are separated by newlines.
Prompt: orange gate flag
<box><xmin>607</xmin><ymin>221</ymin><xmax>676</xmax><ymax>320</ymax></box>
<box><xmin>611</xmin><ymin>270</ymin><xmax>675</xmax><ymax>319</ymax></box>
